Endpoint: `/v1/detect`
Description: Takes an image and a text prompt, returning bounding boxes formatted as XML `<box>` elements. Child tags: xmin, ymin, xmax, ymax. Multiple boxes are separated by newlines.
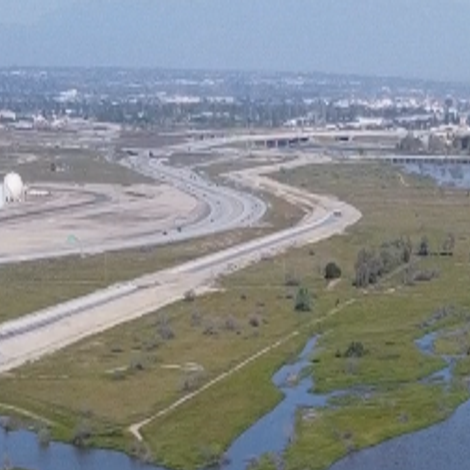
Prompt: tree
<box><xmin>324</xmin><ymin>262</ymin><xmax>342</xmax><ymax>280</ymax></box>
<box><xmin>441</xmin><ymin>233</ymin><xmax>455</xmax><ymax>256</ymax></box>
<box><xmin>294</xmin><ymin>286</ymin><xmax>312</xmax><ymax>312</ymax></box>
<box><xmin>417</xmin><ymin>236</ymin><xmax>430</xmax><ymax>257</ymax></box>
<box><xmin>402</xmin><ymin>236</ymin><xmax>413</xmax><ymax>263</ymax></box>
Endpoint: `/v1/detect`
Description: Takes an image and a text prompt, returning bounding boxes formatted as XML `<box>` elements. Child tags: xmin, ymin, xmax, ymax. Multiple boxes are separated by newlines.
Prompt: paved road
<box><xmin>0</xmin><ymin>156</ymin><xmax>361</xmax><ymax>373</ymax></box>
<box><xmin>0</xmin><ymin>154</ymin><xmax>267</xmax><ymax>265</ymax></box>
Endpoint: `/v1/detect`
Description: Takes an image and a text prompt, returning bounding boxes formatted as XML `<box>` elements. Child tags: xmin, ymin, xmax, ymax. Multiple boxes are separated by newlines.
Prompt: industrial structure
<box><xmin>0</xmin><ymin>172</ymin><xmax>24</xmax><ymax>207</ymax></box>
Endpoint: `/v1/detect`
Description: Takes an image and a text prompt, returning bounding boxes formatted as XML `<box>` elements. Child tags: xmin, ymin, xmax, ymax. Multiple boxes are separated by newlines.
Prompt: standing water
<box><xmin>0</xmin><ymin>336</ymin><xmax>339</xmax><ymax>470</ymax></box>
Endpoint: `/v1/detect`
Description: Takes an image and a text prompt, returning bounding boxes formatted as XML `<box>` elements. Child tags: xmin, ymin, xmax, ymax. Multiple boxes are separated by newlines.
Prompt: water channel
<box><xmin>3</xmin><ymin>162</ymin><xmax>470</xmax><ymax>470</ymax></box>
<box><xmin>1</xmin><ymin>336</ymin><xmax>339</xmax><ymax>470</ymax></box>
<box><xmin>3</xmin><ymin>327</ymin><xmax>462</xmax><ymax>470</ymax></box>
<box><xmin>330</xmin><ymin>330</ymin><xmax>468</xmax><ymax>470</ymax></box>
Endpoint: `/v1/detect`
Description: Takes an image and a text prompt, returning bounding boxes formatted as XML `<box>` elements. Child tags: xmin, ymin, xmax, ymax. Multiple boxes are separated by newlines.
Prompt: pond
<box><xmin>0</xmin><ymin>428</ymin><xmax>162</xmax><ymax>470</ymax></box>
<box><xmin>3</xmin><ymin>328</ymin><xmax>468</xmax><ymax>470</ymax></box>
<box><xmin>1</xmin><ymin>336</ymin><xmax>334</xmax><ymax>470</ymax></box>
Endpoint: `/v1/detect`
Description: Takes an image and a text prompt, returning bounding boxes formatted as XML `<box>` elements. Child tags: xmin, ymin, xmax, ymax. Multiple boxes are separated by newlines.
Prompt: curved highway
<box><xmin>0</xmin><ymin>152</ymin><xmax>362</xmax><ymax>372</ymax></box>
<box><xmin>123</xmin><ymin>153</ymin><xmax>266</xmax><ymax>233</ymax></box>
<box><xmin>0</xmin><ymin>154</ymin><xmax>267</xmax><ymax>265</ymax></box>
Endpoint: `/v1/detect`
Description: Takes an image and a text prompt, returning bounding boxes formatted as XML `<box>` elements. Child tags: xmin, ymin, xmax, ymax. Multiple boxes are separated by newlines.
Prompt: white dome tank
<box><xmin>4</xmin><ymin>172</ymin><xmax>24</xmax><ymax>202</ymax></box>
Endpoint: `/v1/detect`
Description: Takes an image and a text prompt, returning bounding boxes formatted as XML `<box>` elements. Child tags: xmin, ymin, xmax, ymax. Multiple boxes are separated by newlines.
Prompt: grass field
<box><xmin>0</xmin><ymin>227</ymin><xmax>269</xmax><ymax>324</ymax></box>
<box><xmin>1</xmin><ymin>162</ymin><xmax>470</xmax><ymax>470</ymax></box>
<box><xmin>0</xmin><ymin>160</ymin><xmax>302</xmax><ymax>325</ymax></box>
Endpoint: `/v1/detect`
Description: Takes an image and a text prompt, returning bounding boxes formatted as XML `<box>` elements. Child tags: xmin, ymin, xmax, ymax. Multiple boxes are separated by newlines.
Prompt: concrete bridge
<box><xmin>379</xmin><ymin>155</ymin><xmax>470</xmax><ymax>165</ymax></box>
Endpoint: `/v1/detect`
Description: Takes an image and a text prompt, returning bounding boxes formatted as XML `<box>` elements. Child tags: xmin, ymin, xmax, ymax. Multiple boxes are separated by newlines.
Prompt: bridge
<box><xmin>377</xmin><ymin>155</ymin><xmax>470</xmax><ymax>165</ymax></box>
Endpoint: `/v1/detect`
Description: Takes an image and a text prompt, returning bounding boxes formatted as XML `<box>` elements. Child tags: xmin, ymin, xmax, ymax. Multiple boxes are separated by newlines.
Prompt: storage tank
<box><xmin>4</xmin><ymin>172</ymin><xmax>24</xmax><ymax>202</ymax></box>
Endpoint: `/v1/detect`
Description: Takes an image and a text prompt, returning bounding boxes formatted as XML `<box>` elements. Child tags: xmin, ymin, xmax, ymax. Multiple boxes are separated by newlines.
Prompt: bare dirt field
<box><xmin>0</xmin><ymin>183</ymin><xmax>203</xmax><ymax>259</ymax></box>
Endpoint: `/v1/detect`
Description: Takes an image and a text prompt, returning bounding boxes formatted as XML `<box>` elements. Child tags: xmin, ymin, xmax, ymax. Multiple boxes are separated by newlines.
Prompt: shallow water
<box><xmin>224</xmin><ymin>336</ymin><xmax>346</xmax><ymax>469</ymax></box>
<box><xmin>329</xmin><ymin>329</ymin><xmax>468</xmax><ymax>470</ymax></box>
<box><xmin>329</xmin><ymin>399</ymin><xmax>470</xmax><ymax>470</ymax></box>
<box><xmin>1</xmin><ymin>336</ymin><xmax>337</xmax><ymax>470</ymax></box>
<box><xmin>0</xmin><ymin>429</ymin><xmax>163</xmax><ymax>470</ymax></box>
<box><xmin>3</xmin><ymin>328</ymin><xmax>467</xmax><ymax>470</ymax></box>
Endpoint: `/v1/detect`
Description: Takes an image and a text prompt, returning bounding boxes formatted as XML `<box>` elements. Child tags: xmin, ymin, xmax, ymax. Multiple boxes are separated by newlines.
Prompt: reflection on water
<box><xmin>0</xmin><ymin>428</ymin><xmax>163</xmax><ymax>470</ymax></box>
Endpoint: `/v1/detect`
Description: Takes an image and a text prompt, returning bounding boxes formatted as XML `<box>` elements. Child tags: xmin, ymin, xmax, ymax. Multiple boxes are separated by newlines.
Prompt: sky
<box><xmin>0</xmin><ymin>0</ymin><xmax>469</xmax><ymax>81</ymax></box>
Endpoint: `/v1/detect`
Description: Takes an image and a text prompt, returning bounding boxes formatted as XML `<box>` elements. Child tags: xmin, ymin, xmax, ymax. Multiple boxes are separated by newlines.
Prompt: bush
<box><xmin>248</xmin><ymin>314</ymin><xmax>261</xmax><ymax>328</ymax></box>
<box><xmin>285</xmin><ymin>272</ymin><xmax>301</xmax><ymax>286</ymax></box>
<box><xmin>130</xmin><ymin>358</ymin><xmax>145</xmax><ymax>371</ymax></box>
<box><xmin>130</xmin><ymin>441</ymin><xmax>154</xmax><ymax>464</ymax></box>
<box><xmin>72</xmin><ymin>421</ymin><xmax>92</xmax><ymax>447</ymax></box>
<box><xmin>224</xmin><ymin>315</ymin><xmax>239</xmax><ymax>331</ymax></box>
<box><xmin>344</xmin><ymin>341</ymin><xmax>367</xmax><ymax>358</ymax></box>
<box><xmin>158</xmin><ymin>324</ymin><xmax>175</xmax><ymax>340</ymax></box>
<box><xmin>324</xmin><ymin>262</ymin><xmax>342</xmax><ymax>280</ymax></box>
<box><xmin>199</xmin><ymin>444</ymin><xmax>227</xmax><ymax>468</ymax></box>
<box><xmin>184</xmin><ymin>290</ymin><xmax>196</xmax><ymax>302</ymax></box>
<box><xmin>190</xmin><ymin>310</ymin><xmax>202</xmax><ymax>327</ymax></box>
<box><xmin>180</xmin><ymin>370</ymin><xmax>205</xmax><ymax>392</ymax></box>
<box><xmin>413</xmin><ymin>269</ymin><xmax>439</xmax><ymax>282</ymax></box>
<box><xmin>144</xmin><ymin>336</ymin><xmax>161</xmax><ymax>351</ymax></box>
<box><xmin>37</xmin><ymin>426</ymin><xmax>51</xmax><ymax>447</ymax></box>
<box><xmin>417</xmin><ymin>236</ymin><xmax>430</xmax><ymax>257</ymax></box>
<box><xmin>203</xmin><ymin>319</ymin><xmax>218</xmax><ymax>336</ymax></box>
<box><xmin>294</xmin><ymin>286</ymin><xmax>312</xmax><ymax>312</ymax></box>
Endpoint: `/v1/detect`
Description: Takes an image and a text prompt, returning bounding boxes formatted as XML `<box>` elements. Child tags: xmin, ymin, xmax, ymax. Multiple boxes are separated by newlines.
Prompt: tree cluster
<box><xmin>354</xmin><ymin>237</ymin><xmax>412</xmax><ymax>288</ymax></box>
<box><xmin>417</xmin><ymin>233</ymin><xmax>455</xmax><ymax>257</ymax></box>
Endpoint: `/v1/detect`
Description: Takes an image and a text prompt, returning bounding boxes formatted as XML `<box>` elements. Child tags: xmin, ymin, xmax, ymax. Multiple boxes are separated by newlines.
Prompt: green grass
<box><xmin>0</xmin><ymin>159</ymin><xmax>302</xmax><ymax>324</ymax></box>
<box><xmin>17</xmin><ymin>151</ymin><xmax>153</xmax><ymax>185</ymax></box>
<box><xmin>0</xmin><ymin>226</ymin><xmax>274</xmax><ymax>324</ymax></box>
<box><xmin>1</xmin><ymin>162</ymin><xmax>470</xmax><ymax>469</ymax></box>
<box><xmin>285</xmin><ymin>383</ymin><xmax>468</xmax><ymax>470</ymax></box>
<box><xmin>145</xmin><ymin>334</ymin><xmax>309</xmax><ymax>469</ymax></box>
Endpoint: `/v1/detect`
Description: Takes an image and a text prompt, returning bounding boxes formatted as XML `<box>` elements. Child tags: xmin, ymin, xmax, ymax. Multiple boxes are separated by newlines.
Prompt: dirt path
<box><xmin>129</xmin><ymin>330</ymin><xmax>301</xmax><ymax>440</ymax></box>
<box><xmin>129</xmin><ymin>297</ymin><xmax>358</xmax><ymax>441</ymax></box>
<box><xmin>0</xmin><ymin>402</ymin><xmax>55</xmax><ymax>426</ymax></box>
<box><xmin>397</xmin><ymin>172</ymin><xmax>409</xmax><ymax>187</ymax></box>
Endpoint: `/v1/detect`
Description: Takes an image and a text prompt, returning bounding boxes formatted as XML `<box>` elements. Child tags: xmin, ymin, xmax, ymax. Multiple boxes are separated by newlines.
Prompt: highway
<box><xmin>123</xmin><ymin>153</ymin><xmax>266</xmax><ymax>234</ymax></box>
<box><xmin>0</xmin><ymin>154</ymin><xmax>267</xmax><ymax>265</ymax></box>
<box><xmin>0</xmin><ymin>155</ymin><xmax>361</xmax><ymax>373</ymax></box>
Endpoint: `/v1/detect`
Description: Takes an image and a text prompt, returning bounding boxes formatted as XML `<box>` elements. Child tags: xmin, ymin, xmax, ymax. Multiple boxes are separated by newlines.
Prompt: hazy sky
<box><xmin>0</xmin><ymin>0</ymin><xmax>469</xmax><ymax>80</ymax></box>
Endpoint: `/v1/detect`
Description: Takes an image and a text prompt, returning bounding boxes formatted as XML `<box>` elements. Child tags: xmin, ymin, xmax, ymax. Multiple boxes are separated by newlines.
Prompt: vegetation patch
<box><xmin>1</xmin><ymin>162</ymin><xmax>470</xmax><ymax>470</ymax></box>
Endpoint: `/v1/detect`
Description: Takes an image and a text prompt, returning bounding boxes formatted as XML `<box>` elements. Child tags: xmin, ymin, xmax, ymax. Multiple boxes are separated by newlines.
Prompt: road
<box><xmin>0</xmin><ymin>154</ymin><xmax>267</xmax><ymax>265</ymax></box>
<box><xmin>0</xmin><ymin>156</ymin><xmax>361</xmax><ymax>373</ymax></box>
